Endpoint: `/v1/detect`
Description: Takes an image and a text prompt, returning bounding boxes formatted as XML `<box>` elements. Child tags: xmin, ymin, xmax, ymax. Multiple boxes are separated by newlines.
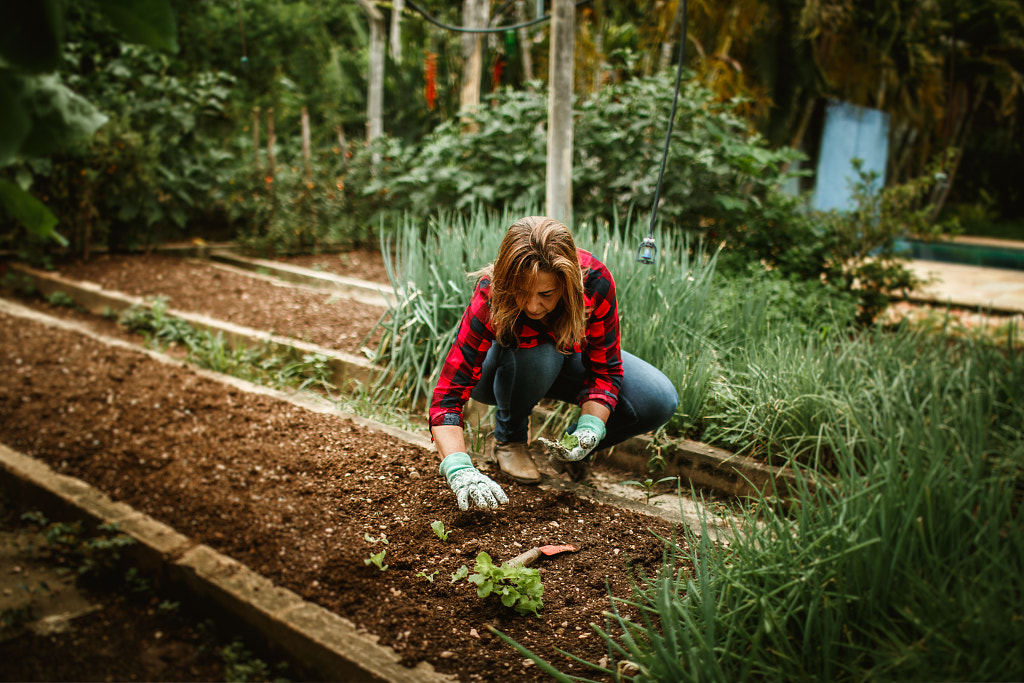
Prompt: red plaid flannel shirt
<box><xmin>429</xmin><ymin>249</ymin><xmax>623</xmax><ymax>429</ymax></box>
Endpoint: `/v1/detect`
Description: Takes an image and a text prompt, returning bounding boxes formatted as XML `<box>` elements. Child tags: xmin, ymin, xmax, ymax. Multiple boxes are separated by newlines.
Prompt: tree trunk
<box><xmin>460</xmin><ymin>0</ymin><xmax>489</xmax><ymax>131</ymax></box>
<box><xmin>357</xmin><ymin>0</ymin><xmax>385</xmax><ymax>148</ymax></box>
<box><xmin>266</xmin><ymin>108</ymin><xmax>276</xmax><ymax>176</ymax></box>
<box><xmin>389</xmin><ymin>0</ymin><xmax>404</xmax><ymax>62</ymax></box>
<box><xmin>515</xmin><ymin>0</ymin><xmax>533</xmax><ymax>83</ymax></box>
<box><xmin>252</xmin><ymin>107</ymin><xmax>261</xmax><ymax>173</ymax></box>
<box><xmin>546</xmin><ymin>0</ymin><xmax>575</xmax><ymax>225</ymax></box>
<box><xmin>301</xmin><ymin>106</ymin><xmax>312</xmax><ymax>181</ymax></box>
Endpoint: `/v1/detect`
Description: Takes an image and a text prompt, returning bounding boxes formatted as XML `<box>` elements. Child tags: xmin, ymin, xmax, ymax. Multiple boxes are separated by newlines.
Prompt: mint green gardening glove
<box><xmin>562</xmin><ymin>414</ymin><xmax>607</xmax><ymax>462</ymax></box>
<box><xmin>439</xmin><ymin>452</ymin><xmax>509</xmax><ymax>511</ymax></box>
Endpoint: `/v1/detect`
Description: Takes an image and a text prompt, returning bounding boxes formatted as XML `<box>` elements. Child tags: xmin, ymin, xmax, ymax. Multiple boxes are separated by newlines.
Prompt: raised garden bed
<box><xmin>2</xmin><ymin>250</ymin><xmax>800</xmax><ymax>503</ymax></box>
<box><xmin>0</xmin><ymin>300</ymin><xmax>686</xmax><ymax>681</ymax></box>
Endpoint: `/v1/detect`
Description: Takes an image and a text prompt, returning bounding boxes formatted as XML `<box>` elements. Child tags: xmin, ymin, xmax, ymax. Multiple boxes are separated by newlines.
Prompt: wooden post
<box><xmin>389</xmin><ymin>0</ymin><xmax>404</xmax><ymax>62</ymax></box>
<box><xmin>357</xmin><ymin>0</ymin><xmax>385</xmax><ymax>147</ymax></box>
<box><xmin>266</xmin><ymin>108</ymin><xmax>276</xmax><ymax>177</ymax></box>
<box><xmin>546</xmin><ymin>0</ymin><xmax>575</xmax><ymax>225</ymax></box>
<box><xmin>252</xmin><ymin>106</ymin><xmax>261</xmax><ymax>172</ymax></box>
<box><xmin>301</xmin><ymin>106</ymin><xmax>312</xmax><ymax>180</ymax></box>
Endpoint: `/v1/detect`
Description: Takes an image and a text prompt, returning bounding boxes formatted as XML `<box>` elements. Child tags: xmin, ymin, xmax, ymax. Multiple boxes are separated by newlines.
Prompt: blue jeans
<box><xmin>469</xmin><ymin>342</ymin><xmax>679</xmax><ymax>451</ymax></box>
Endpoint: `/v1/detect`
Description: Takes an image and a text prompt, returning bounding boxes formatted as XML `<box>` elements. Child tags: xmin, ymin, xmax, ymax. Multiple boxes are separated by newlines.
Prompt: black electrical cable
<box><xmin>638</xmin><ymin>0</ymin><xmax>688</xmax><ymax>265</ymax></box>
<box><xmin>405</xmin><ymin>0</ymin><xmax>591</xmax><ymax>34</ymax></box>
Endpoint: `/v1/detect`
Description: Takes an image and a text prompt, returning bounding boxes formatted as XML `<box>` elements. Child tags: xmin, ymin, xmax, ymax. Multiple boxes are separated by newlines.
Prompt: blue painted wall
<box><xmin>811</xmin><ymin>101</ymin><xmax>891</xmax><ymax>212</ymax></box>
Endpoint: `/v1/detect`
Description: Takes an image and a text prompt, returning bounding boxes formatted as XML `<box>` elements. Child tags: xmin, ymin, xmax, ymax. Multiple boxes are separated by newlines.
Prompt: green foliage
<box><xmin>117</xmin><ymin>300</ymin><xmax>338</xmax><ymax>395</ymax></box>
<box><xmin>224</xmin><ymin>147</ymin><xmax>375</xmax><ymax>256</ymax></box>
<box><xmin>811</xmin><ymin>155</ymin><xmax>961</xmax><ymax>323</ymax></box>
<box><xmin>0</xmin><ymin>0</ymin><xmax>178</xmax><ymax>245</ymax></box>
<box><xmin>6</xmin><ymin>40</ymin><xmax>238</xmax><ymax>256</ymax></box>
<box><xmin>21</xmin><ymin>512</ymin><xmax>137</xmax><ymax>579</ymax></box>
<box><xmin>221</xmin><ymin>639</ymin><xmax>273</xmax><ymax>683</ymax></box>
<box><xmin>366</xmin><ymin>72</ymin><xmax>801</xmax><ymax>233</ymax></box>
<box><xmin>459</xmin><ymin>552</ymin><xmax>544</xmax><ymax>617</ymax></box>
<box><xmin>45</xmin><ymin>290</ymin><xmax>75</xmax><ymax>307</ymax></box>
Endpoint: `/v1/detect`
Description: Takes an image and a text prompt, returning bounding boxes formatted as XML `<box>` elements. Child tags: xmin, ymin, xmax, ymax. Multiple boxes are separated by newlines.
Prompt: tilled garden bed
<box><xmin>0</xmin><ymin>301</ymin><xmax>685</xmax><ymax>682</ymax></box>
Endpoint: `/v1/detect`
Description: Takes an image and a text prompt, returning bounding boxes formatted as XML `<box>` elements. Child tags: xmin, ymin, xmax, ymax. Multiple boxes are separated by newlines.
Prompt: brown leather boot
<box><xmin>490</xmin><ymin>440</ymin><xmax>541</xmax><ymax>484</ymax></box>
<box><xmin>549</xmin><ymin>454</ymin><xmax>590</xmax><ymax>483</ymax></box>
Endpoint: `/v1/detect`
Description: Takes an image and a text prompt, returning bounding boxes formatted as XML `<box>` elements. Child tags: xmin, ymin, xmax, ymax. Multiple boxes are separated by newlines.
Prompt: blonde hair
<box><xmin>479</xmin><ymin>216</ymin><xmax>586</xmax><ymax>351</ymax></box>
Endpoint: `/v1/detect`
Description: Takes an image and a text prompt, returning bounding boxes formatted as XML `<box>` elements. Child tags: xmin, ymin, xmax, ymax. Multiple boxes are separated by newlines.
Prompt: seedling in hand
<box><xmin>538</xmin><ymin>433</ymin><xmax>578</xmax><ymax>461</ymax></box>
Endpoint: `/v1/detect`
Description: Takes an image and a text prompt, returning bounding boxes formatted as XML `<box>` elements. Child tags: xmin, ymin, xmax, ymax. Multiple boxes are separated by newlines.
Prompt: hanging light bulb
<box><xmin>636</xmin><ymin>236</ymin><xmax>658</xmax><ymax>265</ymax></box>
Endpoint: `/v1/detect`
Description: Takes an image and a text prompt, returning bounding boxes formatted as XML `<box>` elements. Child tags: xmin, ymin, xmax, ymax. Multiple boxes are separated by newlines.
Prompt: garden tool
<box><xmin>507</xmin><ymin>544</ymin><xmax>577</xmax><ymax>568</ymax></box>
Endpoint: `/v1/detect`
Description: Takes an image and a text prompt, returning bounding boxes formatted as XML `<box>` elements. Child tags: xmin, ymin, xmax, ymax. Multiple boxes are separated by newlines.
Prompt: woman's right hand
<box><xmin>439</xmin><ymin>452</ymin><xmax>509</xmax><ymax>511</ymax></box>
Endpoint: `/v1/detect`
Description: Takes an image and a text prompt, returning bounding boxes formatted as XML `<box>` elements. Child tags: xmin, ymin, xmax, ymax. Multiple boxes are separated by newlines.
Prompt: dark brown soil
<box><xmin>270</xmin><ymin>249</ymin><xmax>390</xmax><ymax>284</ymax></box>
<box><xmin>52</xmin><ymin>253</ymin><xmax>384</xmax><ymax>352</ymax></box>
<box><xmin>0</xmin><ymin>251</ymin><xmax>687</xmax><ymax>682</ymax></box>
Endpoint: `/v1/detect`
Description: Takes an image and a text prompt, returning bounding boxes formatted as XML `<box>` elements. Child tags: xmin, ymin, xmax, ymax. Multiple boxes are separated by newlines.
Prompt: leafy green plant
<box><xmin>620</xmin><ymin>476</ymin><xmax>678</xmax><ymax>505</ymax></box>
<box><xmin>365</xmin><ymin>72</ymin><xmax>801</xmax><ymax>233</ymax></box>
<box><xmin>809</xmin><ymin>154</ymin><xmax>961</xmax><ymax>323</ymax></box>
<box><xmin>430</xmin><ymin>520</ymin><xmax>450</xmax><ymax>541</ymax></box>
<box><xmin>456</xmin><ymin>552</ymin><xmax>544</xmax><ymax>617</ymax></box>
<box><xmin>21</xmin><ymin>513</ymin><xmax>136</xmax><ymax>579</ymax></box>
<box><xmin>221</xmin><ymin>639</ymin><xmax>274</xmax><ymax>683</ymax></box>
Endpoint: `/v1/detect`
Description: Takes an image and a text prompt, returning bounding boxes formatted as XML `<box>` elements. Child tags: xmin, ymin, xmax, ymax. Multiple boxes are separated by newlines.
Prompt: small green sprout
<box><xmin>430</xmin><ymin>520</ymin><xmax>450</xmax><ymax>541</ymax></box>
<box><xmin>621</xmin><ymin>476</ymin><xmax>679</xmax><ymax>505</ymax></box>
<box><xmin>451</xmin><ymin>565</ymin><xmax>469</xmax><ymax>583</ymax></box>
<box><xmin>364</xmin><ymin>550</ymin><xmax>388</xmax><ymax>571</ymax></box>
<box><xmin>416</xmin><ymin>570</ymin><xmax>439</xmax><ymax>583</ymax></box>
<box><xmin>46</xmin><ymin>290</ymin><xmax>76</xmax><ymax>307</ymax></box>
<box><xmin>364</xmin><ymin>533</ymin><xmax>389</xmax><ymax>545</ymax></box>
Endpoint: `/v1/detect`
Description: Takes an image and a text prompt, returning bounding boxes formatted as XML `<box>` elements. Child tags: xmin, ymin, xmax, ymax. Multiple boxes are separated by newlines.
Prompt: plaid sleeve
<box><xmin>429</xmin><ymin>280</ymin><xmax>494</xmax><ymax>429</ymax></box>
<box><xmin>578</xmin><ymin>252</ymin><xmax>623</xmax><ymax>410</ymax></box>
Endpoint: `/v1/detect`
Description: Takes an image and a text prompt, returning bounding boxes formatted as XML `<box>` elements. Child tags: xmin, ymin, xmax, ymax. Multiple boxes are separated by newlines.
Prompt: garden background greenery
<box><xmin>2</xmin><ymin>0</ymin><xmax>1023</xmax><ymax>680</ymax></box>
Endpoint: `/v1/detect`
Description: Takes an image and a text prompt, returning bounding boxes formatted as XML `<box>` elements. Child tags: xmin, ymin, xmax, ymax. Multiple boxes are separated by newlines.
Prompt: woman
<box><xmin>430</xmin><ymin>216</ymin><xmax>679</xmax><ymax>511</ymax></box>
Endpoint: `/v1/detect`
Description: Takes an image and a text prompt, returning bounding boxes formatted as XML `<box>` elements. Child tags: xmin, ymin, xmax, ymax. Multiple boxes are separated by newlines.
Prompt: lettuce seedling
<box><xmin>430</xmin><ymin>520</ymin><xmax>450</xmax><ymax>541</ymax></box>
<box><xmin>464</xmin><ymin>552</ymin><xmax>543</xmax><ymax>616</ymax></box>
<box><xmin>364</xmin><ymin>550</ymin><xmax>388</xmax><ymax>571</ymax></box>
<box><xmin>416</xmin><ymin>570</ymin><xmax>439</xmax><ymax>583</ymax></box>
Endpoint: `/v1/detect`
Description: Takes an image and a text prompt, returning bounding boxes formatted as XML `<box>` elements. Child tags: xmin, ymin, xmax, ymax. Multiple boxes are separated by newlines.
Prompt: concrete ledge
<box><xmin>209</xmin><ymin>250</ymin><xmax>395</xmax><ymax>308</ymax></box>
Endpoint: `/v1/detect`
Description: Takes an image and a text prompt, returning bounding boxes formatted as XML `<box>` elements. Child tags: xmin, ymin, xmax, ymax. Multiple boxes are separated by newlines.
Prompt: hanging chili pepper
<box><xmin>424</xmin><ymin>51</ymin><xmax>437</xmax><ymax>110</ymax></box>
<box><xmin>492</xmin><ymin>56</ymin><xmax>505</xmax><ymax>90</ymax></box>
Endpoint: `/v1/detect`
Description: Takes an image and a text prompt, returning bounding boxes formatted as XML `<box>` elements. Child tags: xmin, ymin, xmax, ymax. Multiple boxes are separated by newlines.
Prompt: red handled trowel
<box><xmin>506</xmin><ymin>544</ymin><xmax>578</xmax><ymax>567</ymax></box>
